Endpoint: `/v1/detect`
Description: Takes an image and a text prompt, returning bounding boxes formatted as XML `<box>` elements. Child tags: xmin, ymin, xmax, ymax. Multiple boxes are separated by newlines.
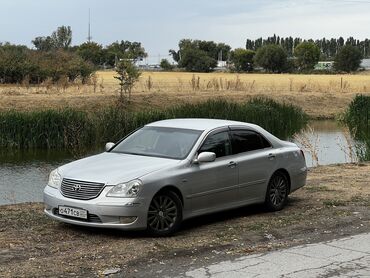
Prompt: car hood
<box><xmin>58</xmin><ymin>152</ymin><xmax>179</xmax><ymax>185</ymax></box>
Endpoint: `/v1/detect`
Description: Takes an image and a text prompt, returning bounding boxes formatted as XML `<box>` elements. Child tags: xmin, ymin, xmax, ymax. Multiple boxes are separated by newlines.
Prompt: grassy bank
<box><xmin>0</xmin><ymin>97</ymin><xmax>307</xmax><ymax>152</ymax></box>
<box><xmin>1</xmin><ymin>163</ymin><xmax>369</xmax><ymax>277</ymax></box>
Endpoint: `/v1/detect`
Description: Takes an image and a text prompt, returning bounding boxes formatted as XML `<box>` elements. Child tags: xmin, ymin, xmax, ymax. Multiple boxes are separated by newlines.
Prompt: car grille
<box><xmin>61</xmin><ymin>178</ymin><xmax>105</xmax><ymax>200</ymax></box>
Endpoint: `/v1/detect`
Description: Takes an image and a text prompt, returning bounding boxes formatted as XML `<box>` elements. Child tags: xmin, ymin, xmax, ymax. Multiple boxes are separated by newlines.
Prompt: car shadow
<box><xmin>58</xmin><ymin>196</ymin><xmax>304</xmax><ymax>238</ymax></box>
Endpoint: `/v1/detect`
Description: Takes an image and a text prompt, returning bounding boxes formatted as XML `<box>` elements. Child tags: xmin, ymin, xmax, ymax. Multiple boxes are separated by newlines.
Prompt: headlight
<box><xmin>106</xmin><ymin>179</ymin><xmax>142</xmax><ymax>198</ymax></box>
<box><xmin>48</xmin><ymin>169</ymin><xmax>62</xmax><ymax>189</ymax></box>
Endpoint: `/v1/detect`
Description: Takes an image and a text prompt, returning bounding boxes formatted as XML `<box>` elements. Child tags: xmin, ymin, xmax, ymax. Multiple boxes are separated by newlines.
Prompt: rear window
<box><xmin>230</xmin><ymin>130</ymin><xmax>271</xmax><ymax>154</ymax></box>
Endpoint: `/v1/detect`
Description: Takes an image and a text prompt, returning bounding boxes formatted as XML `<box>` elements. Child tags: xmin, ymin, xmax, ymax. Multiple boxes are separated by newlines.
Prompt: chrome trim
<box><xmin>61</xmin><ymin>178</ymin><xmax>105</xmax><ymax>200</ymax></box>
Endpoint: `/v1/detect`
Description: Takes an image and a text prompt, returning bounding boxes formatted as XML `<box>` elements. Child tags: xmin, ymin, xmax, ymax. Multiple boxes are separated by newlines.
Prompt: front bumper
<box><xmin>43</xmin><ymin>185</ymin><xmax>149</xmax><ymax>230</ymax></box>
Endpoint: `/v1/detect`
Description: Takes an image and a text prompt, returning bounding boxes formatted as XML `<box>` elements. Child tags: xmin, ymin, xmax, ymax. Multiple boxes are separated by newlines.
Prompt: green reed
<box><xmin>343</xmin><ymin>94</ymin><xmax>370</xmax><ymax>161</ymax></box>
<box><xmin>0</xmin><ymin>98</ymin><xmax>308</xmax><ymax>153</ymax></box>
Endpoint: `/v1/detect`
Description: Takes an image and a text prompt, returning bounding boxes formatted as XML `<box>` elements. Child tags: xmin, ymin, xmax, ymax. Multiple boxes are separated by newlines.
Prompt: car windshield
<box><xmin>111</xmin><ymin>126</ymin><xmax>203</xmax><ymax>159</ymax></box>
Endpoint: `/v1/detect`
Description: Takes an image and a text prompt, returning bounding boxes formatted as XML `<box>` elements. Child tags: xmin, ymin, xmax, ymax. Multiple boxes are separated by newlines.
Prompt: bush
<box><xmin>160</xmin><ymin>59</ymin><xmax>174</xmax><ymax>71</ymax></box>
<box><xmin>0</xmin><ymin>44</ymin><xmax>94</xmax><ymax>84</ymax></box>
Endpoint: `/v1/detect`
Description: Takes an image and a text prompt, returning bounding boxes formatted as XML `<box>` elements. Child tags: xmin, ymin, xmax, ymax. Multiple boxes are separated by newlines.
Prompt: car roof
<box><xmin>146</xmin><ymin>118</ymin><xmax>258</xmax><ymax>132</ymax></box>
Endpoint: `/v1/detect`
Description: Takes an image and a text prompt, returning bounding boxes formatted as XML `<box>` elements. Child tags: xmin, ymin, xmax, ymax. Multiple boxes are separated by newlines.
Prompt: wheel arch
<box><xmin>155</xmin><ymin>185</ymin><xmax>184</xmax><ymax>207</ymax></box>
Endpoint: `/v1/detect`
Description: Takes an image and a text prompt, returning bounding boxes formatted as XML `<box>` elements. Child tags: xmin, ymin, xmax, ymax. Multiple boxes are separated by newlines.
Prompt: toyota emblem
<box><xmin>72</xmin><ymin>184</ymin><xmax>82</xmax><ymax>192</ymax></box>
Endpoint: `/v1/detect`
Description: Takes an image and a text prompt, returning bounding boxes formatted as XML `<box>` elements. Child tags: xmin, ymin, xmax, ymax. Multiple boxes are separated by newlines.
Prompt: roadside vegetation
<box><xmin>0</xmin><ymin>98</ymin><xmax>307</xmax><ymax>153</ymax></box>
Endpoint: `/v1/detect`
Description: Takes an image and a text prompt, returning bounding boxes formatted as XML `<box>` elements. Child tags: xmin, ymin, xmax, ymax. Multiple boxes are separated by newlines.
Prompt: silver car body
<box><xmin>44</xmin><ymin>119</ymin><xmax>307</xmax><ymax>230</ymax></box>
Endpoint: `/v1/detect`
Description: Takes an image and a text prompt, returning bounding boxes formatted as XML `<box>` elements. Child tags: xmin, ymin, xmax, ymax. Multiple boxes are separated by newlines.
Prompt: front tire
<box><xmin>265</xmin><ymin>172</ymin><xmax>289</xmax><ymax>211</ymax></box>
<box><xmin>147</xmin><ymin>191</ymin><xmax>182</xmax><ymax>236</ymax></box>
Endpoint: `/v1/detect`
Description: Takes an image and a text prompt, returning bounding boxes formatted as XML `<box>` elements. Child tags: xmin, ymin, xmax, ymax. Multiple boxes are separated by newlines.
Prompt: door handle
<box><xmin>268</xmin><ymin>153</ymin><xmax>276</xmax><ymax>160</ymax></box>
<box><xmin>228</xmin><ymin>161</ymin><xmax>237</xmax><ymax>168</ymax></box>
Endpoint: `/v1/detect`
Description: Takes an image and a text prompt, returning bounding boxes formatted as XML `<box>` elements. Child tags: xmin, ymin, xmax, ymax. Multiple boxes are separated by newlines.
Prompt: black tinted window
<box><xmin>199</xmin><ymin>131</ymin><xmax>231</xmax><ymax>158</ymax></box>
<box><xmin>230</xmin><ymin>130</ymin><xmax>271</xmax><ymax>154</ymax></box>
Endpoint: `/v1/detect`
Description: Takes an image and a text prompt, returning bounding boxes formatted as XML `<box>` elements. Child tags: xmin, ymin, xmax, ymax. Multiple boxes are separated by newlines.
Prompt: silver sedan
<box><xmin>44</xmin><ymin>119</ymin><xmax>307</xmax><ymax>236</ymax></box>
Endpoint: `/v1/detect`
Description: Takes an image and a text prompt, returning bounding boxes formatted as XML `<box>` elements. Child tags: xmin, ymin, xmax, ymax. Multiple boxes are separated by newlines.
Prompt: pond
<box><xmin>0</xmin><ymin>120</ymin><xmax>364</xmax><ymax>205</ymax></box>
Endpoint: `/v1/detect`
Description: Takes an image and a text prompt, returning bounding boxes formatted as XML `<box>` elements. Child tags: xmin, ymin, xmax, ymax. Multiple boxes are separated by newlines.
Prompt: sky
<box><xmin>1</xmin><ymin>0</ymin><xmax>370</xmax><ymax>64</ymax></box>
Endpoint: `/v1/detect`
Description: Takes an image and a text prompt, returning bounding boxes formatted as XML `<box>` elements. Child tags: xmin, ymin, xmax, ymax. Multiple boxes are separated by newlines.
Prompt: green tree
<box><xmin>294</xmin><ymin>42</ymin><xmax>321</xmax><ymax>71</ymax></box>
<box><xmin>114</xmin><ymin>60</ymin><xmax>141</xmax><ymax>102</ymax></box>
<box><xmin>77</xmin><ymin>42</ymin><xmax>104</xmax><ymax>66</ymax></box>
<box><xmin>178</xmin><ymin>48</ymin><xmax>217</xmax><ymax>72</ymax></box>
<box><xmin>160</xmin><ymin>59</ymin><xmax>174</xmax><ymax>71</ymax></box>
<box><xmin>254</xmin><ymin>44</ymin><xmax>287</xmax><ymax>73</ymax></box>
<box><xmin>32</xmin><ymin>36</ymin><xmax>54</xmax><ymax>51</ymax></box>
<box><xmin>32</xmin><ymin>26</ymin><xmax>72</xmax><ymax>51</ymax></box>
<box><xmin>51</xmin><ymin>26</ymin><xmax>72</xmax><ymax>49</ymax></box>
<box><xmin>230</xmin><ymin>48</ymin><xmax>255</xmax><ymax>72</ymax></box>
<box><xmin>105</xmin><ymin>41</ymin><xmax>147</xmax><ymax>67</ymax></box>
<box><xmin>334</xmin><ymin>45</ymin><xmax>363</xmax><ymax>72</ymax></box>
<box><xmin>169</xmin><ymin>39</ymin><xmax>231</xmax><ymax>70</ymax></box>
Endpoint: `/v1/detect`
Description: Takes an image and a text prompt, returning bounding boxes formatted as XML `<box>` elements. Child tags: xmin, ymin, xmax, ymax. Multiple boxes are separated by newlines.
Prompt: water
<box><xmin>293</xmin><ymin>120</ymin><xmax>357</xmax><ymax>167</ymax></box>
<box><xmin>0</xmin><ymin>120</ymin><xmax>362</xmax><ymax>205</ymax></box>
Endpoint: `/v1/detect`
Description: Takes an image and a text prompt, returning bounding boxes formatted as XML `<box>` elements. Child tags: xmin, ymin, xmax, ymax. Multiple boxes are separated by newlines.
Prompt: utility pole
<box><xmin>87</xmin><ymin>8</ymin><xmax>92</xmax><ymax>42</ymax></box>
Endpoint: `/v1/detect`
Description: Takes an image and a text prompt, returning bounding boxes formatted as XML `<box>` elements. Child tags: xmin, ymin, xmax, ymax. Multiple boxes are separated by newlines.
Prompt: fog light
<box><xmin>119</xmin><ymin>216</ymin><xmax>137</xmax><ymax>224</ymax></box>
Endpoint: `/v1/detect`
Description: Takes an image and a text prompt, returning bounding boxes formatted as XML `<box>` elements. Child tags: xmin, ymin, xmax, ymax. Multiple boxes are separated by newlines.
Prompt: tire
<box><xmin>147</xmin><ymin>191</ymin><xmax>183</xmax><ymax>236</ymax></box>
<box><xmin>265</xmin><ymin>171</ymin><xmax>289</xmax><ymax>211</ymax></box>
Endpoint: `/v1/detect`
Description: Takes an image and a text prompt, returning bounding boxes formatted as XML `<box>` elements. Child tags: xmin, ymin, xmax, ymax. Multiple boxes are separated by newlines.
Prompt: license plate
<box><xmin>58</xmin><ymin>206</ymin><xmax>88</xmax><ymax>219</ymax></box>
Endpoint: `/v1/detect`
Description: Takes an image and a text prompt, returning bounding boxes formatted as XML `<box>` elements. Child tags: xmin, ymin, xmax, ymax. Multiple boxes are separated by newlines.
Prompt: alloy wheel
<box><xmin>148</xmin><ymin>194</ymin><xmax>179</xmax><ymax>232</ymax></box>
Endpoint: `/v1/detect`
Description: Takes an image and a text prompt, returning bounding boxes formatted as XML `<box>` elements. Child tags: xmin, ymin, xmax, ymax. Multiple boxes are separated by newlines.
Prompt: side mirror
<box><xmin>197</xmin><ymin>152</ymin><xmax>216</xmax><ymax>163</ymax></box>
<box><xmin>105</xmin><ymin>142</ymin><xmax>115</xmax><ymax>152</ymax></box>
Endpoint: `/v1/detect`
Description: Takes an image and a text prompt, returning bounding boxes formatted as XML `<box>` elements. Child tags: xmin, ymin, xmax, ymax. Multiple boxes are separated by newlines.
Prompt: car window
<box><xmin>199</xmin><ymin>131</ymin><xmax>231</xmax><ymax>158</ymax></box>
<box><xmin>230</xmin><ymin>130</ymin><xmax>271</xmax><ymax>154</ymax></box>
<box><xmin>112</xmin><ymin>127</ymin><xmax>202</xmax><ymax>159</ymax></box>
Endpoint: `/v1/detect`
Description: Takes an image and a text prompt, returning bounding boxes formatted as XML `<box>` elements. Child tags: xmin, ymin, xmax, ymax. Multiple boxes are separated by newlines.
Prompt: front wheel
<box><xmin>147</xmin><ymin>191</ymin><xmax>182</xmax><ymax>236</ymax></box>
<box><xmin>265</xmin><ymin>172</ymin><xmax>289</xmax><ymax>211</ymax></box>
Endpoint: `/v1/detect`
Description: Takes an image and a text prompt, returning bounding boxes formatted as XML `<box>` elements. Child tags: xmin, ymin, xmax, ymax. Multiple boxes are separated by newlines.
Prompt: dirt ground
<box><xmin>0</xmin><ymin>163</ymin><xmax>369</xmax><ymax>277</ymax></box>
<box><xmin>1</xmin><ymin>71</ymin><xmax>370</xmax><ymax>119</ymax></box>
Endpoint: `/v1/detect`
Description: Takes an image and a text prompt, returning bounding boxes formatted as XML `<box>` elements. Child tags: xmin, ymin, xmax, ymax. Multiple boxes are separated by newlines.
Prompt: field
<box><xmin>1</xmin><ymin>71</ymin><xmax>370</xmax><ymax>118</ymax></box>
<box><xmin>1</xmin><ymin>163</ymin><xmax>369</xmax><ymax>277</ymax></box>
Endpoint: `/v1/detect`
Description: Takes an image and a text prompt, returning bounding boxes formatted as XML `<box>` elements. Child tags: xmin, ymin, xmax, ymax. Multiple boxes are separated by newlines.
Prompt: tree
<box><xmin>51</xmin><ymin>26</ymin><xmax>72</xmax><ymax>49</ymax></box>
<box><xmin>230</xmin><ymin>48</ymin><xmax>255</xmax><ymax>72</ymax></box>
<box><xmin>334</xmin><ymin>45</ymin><xmax>363</xmax><ymax>72</ymax></box>
<box><xmin>169</xmin><ymin>39</ymin><xmax>231</xmax><ymax>71</ymax></box>
<box><xmin>32</xmin><ymin>36</ymin><xmax>54</xmax><ymax>51</ymax></box>
<box><xmin>160</xmin><ymin>59</ymin><xmax>174</xmax><ymax>71</ymax></box>
<box><xmin>294</xmin><ymin>42</ymin><xmax>321</xmax><ymax>71</ymax></box>
<box><xmin>77</xmin><ymin>42</ymin><xmax>104</xmax><ymax>66</ymax></box>
<box><xmin>254</xmin><ymin>45</ymin><xmax>287</xmax><ymax>73</ymax></box>
<box><xmin>114</xmin><ymin>60</ymin><xmax>141</xmax><ymax>102</ymax></box>
<box><xmin>104</xmin><ymin>41</ymin><xmax>147</xmax><ymax>67</ymax></box>
<box><xmin>32</xmin><ymin>26</ymin><xmax>72</xmax><ymax>51</ymax></box>
<box><xmin>178</xmin><ymin>48</ymin><xmax>217</xmax><ymax>72</ymax></box>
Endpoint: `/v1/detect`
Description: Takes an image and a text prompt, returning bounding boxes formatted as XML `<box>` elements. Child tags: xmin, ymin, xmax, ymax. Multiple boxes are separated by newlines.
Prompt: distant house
<box><xmin>314</xmin><ymin>61</ymin><xmax>334</xmax><ymax>70</ymax></box>
<box><xmin>361</xmin><ymin>59</ymin><xmax>370</xmax><ymax>70</ymax></box>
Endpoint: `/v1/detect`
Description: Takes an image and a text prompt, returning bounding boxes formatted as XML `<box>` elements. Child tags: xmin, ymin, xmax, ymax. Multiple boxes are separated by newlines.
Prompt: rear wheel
<box><xmin>265</xmin><ymin>172</ymin><xmax>289</xmax><ymax>211</ymax></box>
<box><xmin>147</xmin><ymin>191</ymin><xmax>182</xmax><ymax>236</ymax></box>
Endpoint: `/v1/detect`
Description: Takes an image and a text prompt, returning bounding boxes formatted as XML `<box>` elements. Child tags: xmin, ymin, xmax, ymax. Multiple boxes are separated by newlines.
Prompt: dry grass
<box><xmin>0</xmin><ymin>163</ymin><xmax>369</xmax><ymax>277</ymax></box>
<box><xmin>1</xmin><ymin>71</ymin><xmax>370</xmax><ymax>119</ymax></box>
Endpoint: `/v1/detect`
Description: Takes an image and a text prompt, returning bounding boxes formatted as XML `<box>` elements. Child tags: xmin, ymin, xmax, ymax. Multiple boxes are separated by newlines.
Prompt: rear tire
<box><xmin>265</xmin><ymin>171</ymin><xmax>289</xmax><ymax>211</ymax></box>
<box><xmin>147</xmin><ymin>191</ymin><xmax>182</xmax><ymax>236</ymax></box>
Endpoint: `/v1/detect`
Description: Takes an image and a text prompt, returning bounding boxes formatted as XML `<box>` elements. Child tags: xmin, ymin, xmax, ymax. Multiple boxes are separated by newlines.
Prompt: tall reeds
<box><xmin>0</xmin><ymin>98</ymin><xmax>308</xmax><ymax>154</ymax></box>
<box><xmin>343</xmin><ymin>94</ymin><xmax>370</xmax><ymax>161</ymax></box>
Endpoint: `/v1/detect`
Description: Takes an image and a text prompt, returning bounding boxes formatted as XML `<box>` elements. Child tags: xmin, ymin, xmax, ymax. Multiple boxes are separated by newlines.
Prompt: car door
<box><xmin>186</xmin><ymin>129</ymin><xmax>239</xmax><ymax>213</ymax></box>
<box><xmin>229</xmin><ymin>128</ymin><xmax>277</xmax><ymax>204</ymax></box>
